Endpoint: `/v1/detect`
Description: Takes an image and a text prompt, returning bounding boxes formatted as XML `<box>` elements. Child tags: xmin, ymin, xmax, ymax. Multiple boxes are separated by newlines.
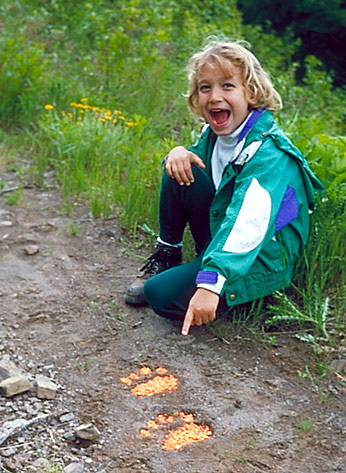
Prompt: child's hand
<box><xmin>181</xmin><ymin>288</ymin><xmax>219</xmax><ymax>336</ymax></box>
<box><xmin>166</xmin><ymin>146</ymin><xmax>205</xmax><ymax>186</ymax></box>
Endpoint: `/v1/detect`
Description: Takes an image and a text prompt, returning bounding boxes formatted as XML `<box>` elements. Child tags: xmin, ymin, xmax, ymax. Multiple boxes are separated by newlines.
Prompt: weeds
<box><xmin>296</xmin><ymin>417</ymin><xmax>315</xmax><ymax>432</ymax></box>
<box><xmin>265</xmin><ymin>290</ymin><xmax>330</xmax><ymax>340</ymax></box>
<box><xmin>68</xmin><ymin>221</ymin><xmax>81</xmax><ymax>236</ymax></box>
<box><xmin>43</xmin><ymin>463</ymin><xmax>63</xmax><ymax>473</ymax></box>
<box><xmin>74</xmin><ymin>358</ymin><xmax>94</xmax><ymax>375</ymax></box>
<box><xmin>4</xmin><ymin>187</ymin><xmax>22</xmax><ymax>206</ymax></box>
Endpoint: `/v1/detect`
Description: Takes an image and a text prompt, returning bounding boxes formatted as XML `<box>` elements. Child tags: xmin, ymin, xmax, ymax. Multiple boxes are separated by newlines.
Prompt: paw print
<box><xmin>120</xmin><ymin>366</ymin><xmax>178</xmax><ymax>397</ymax></box>
<box><xmin>139</xmin><ymin>412</ymin><xmax>213</xmax><ymax>450</ymax></box>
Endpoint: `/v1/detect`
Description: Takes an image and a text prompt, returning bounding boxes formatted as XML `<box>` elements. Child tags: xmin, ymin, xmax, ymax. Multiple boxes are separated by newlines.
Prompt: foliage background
<box><xmin>0</xmin><ymin>0</ymin><xmax>345</xmax><ymax>341</ymax></box>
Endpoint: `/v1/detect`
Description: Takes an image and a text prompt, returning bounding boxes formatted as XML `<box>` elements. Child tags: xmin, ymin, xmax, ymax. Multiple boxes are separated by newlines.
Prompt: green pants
<box><xmin>144</xmin><ymin>166</ymin><xmax>218</xmax><ymax>320</ymax></box>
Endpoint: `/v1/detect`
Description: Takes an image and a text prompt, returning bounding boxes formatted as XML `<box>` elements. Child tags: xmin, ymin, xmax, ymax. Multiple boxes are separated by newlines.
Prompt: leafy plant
<box><xmin>265</xmin><ymin>290</ymin><xmax>330</xmax><ymax>340</ymax></box>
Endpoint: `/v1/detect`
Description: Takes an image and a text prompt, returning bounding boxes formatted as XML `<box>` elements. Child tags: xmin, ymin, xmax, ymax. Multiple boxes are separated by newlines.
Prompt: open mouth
<box><xmin>209</xmin><ymin>109</ymin><xmax>230</xmax><ymax>127</ymax></box>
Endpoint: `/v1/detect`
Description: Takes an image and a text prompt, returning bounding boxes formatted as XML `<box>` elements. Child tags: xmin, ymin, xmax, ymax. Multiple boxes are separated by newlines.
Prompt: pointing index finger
<box><xmin>181</xmin><ymin>309</ymin><xmax>193</xmax><ymax>336</ymax></box>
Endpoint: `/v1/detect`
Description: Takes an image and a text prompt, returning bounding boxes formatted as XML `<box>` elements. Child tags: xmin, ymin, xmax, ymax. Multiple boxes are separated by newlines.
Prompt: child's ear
<box><xmin>246</xmin><ymin>88</ymin><xmax>257</xmax><ymax>108</ymax></box>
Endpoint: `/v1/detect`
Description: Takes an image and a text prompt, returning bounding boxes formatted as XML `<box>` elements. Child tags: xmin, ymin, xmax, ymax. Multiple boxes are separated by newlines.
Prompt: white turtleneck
<box><xmin>211</xmin><ymin>111</ymin><xmax>253</xmax><ymax>189</ymax></box>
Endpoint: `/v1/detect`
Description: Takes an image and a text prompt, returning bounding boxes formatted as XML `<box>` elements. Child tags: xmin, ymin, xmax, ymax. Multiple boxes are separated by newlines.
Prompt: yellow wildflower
<box><xmin>80</xmin><ymin>97</ymin><xmax>88</xmax><ymax>103</ymax></box>
<box><xmin>118</xmin><ymin>115</ymin><xmax>125</xmax><ymax>120</ymax></box>
<box><xmin>114</xmin><ymin>110</ymin><xmax>122</xmax><ymax>115</ymax></box>
<box><xmin>44</xmin><ymin>104</ymin><xmax>54</xmax><ymax>110</ymax></box>
<box><xmin>125</xmin><ymin>121</ymin><xmax>136</xmax><ymax>127</ymax></box>
<box><xmin>99</xmin><ymin>118</ymin><xmax>106</xmax><ymax>123</ymax></box>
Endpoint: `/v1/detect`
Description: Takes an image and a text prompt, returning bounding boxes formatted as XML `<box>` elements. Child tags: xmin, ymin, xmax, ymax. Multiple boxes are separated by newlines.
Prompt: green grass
<box><xmin>296</xmin><ymin>417</ymin><xmax>315</xmax><ymax>433</ymax></box>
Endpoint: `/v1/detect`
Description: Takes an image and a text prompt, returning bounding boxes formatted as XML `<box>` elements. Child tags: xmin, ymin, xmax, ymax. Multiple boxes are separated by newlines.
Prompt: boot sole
<box><xmin>124</xmin><ymin>293</ymin><xmax>149</xmax><ymax>306</ymax></box>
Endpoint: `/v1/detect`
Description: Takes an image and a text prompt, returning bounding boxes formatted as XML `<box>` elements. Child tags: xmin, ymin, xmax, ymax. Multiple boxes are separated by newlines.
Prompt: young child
<box><xmin>125</xmin><ymin>39</ymin><xmax>323</xmax><ymax>336</ymax></box>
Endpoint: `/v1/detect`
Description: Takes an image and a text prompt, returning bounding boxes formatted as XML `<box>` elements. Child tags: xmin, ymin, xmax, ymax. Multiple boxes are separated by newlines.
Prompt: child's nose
<box><xmin>209</xmin><ymin>86</ymin><xmax>222</xmax><ymax>102</ymax></box>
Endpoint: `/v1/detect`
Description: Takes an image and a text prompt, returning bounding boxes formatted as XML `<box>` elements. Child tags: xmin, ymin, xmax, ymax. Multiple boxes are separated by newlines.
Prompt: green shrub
<box><xmin>0</xmin><ymin>35</ymin><xmax>47</xmax><ymax>128</ymax></box>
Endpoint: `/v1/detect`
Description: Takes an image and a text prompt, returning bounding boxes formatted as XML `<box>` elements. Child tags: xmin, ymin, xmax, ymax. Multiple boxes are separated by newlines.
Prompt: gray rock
<box><xmin>24</xmin><ymin>245</ymin><xmax>39</xmax><ymax>255</ymax></box>
<box><xmin>0</xmin><ymin>221</ymin><xmax>13</xmax><ymax>227</ymax></box>
<box><xmin>331</xmin><ymin>358</ymin><xmax>346</xmax><ymax>374</ymax></box>
<box><xmin>31</xmin><ymin>457</ymin><xmax>50</xmax><ymax>469</ymax></box>
<box><xmin>0</xmin><ymin>355</ymin><xmax>22</xmax><ymax>381</ymax></box>
<box><xmin>60</xmin><ymin>412</ymin><xmax>75</xmax><ymax>423</ymax></box>
<box><xmin>64</xmin><ymin>462</ymin><xmax>84</xmax><ymax>473</ymax></box>
<box><xmin>75</xmin><ymin>423</ymin><xmax>100</xmax><ymax>441</ymax></box>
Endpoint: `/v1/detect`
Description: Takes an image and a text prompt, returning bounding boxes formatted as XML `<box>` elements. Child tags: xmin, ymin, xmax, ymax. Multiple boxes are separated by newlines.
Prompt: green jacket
<box><xmin>189</xmin><ymin>110</ymin><xmax>324</xmax><ymax>306</ymax></box>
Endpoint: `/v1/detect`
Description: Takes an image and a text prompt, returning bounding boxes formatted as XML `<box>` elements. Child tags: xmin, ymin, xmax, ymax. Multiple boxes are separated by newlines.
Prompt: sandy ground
<box><xmin>0</xmin><ymin>166</ymin><xmax>345</xmax><ymax>473</ymax></box>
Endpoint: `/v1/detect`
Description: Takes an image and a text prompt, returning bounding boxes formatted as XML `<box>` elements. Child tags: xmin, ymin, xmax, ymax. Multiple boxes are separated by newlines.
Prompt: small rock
<box><xmin>2</xmin><ymin>458</ymin><xmax>17</xmax><ymax>472</ymax></box>
<box><xmin>75</xmin><ymin>423</ymin><xmax>100</xmax><ymax>441</ymax></box>
<box><xmin>60</xmin><ymin>412</ymin><xmax>75</xmax><ymax>423</ymax></box>
<box><xmin>31</xmin><ymin>458</ymin><xmax>50</xmax><ymax>469</ymax></box>
<box><xmin>0</xmin><ymin>375</ymin><xmax>31</xmax><ymax>397</ymax></box>
<box><xmin>63</xmin><ymin>431</ymin><xmax>76</xmax><ymax>441</ymax></box>
<box><xmin>1</xmin><ymin>446</ymin><xmax>17</xmax><ymax>457</ymax></box>
<box><xmin>331</xmin><ymin>358</ymin><xmax>346</xmax><ymax>375</ymax></box>
<box><xmin>24</xmin><ymin>244</ymin><xmax>39</xmax><ymax>255</ymax></box>
<box><xmin>35</xmin><ymin>374</ymin><xmax>57</xmax><ymax>400</ymax></box>
<box><xmin>0</xmin><ymin>355</ymin><xmax>22</xmax><ymax>381</ymax></box>
<box><xmin>0</xmin><ymin>221</ymin><xmax>13</xmax><ymax>228</ymax></box>
<box><xmin>234</xmin><ymin>398</ymin><xmax>243</xmax><ymax>408</ymax></box>
<box><xmin>64</xmin><ymin>462</ymin><xmax>84</xmax><ymax>473</ymax></box>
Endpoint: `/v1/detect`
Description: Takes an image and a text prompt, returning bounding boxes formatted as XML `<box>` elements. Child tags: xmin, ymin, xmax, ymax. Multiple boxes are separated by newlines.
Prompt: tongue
<box><xmin>212</xmin><ymin>110</ymin><xmax>229</xmax><ymax>125</ymax></box>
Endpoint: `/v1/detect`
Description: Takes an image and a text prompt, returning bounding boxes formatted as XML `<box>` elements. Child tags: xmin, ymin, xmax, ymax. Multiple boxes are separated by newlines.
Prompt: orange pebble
<box><xmin>128</xmin><ymin>372</ymin><xmax>140</xmax><ymax>380</ymax></box>
<box><xmin>179</xmin><ymin>412</ymin><xmax>195</xmax><ymax>423</ymax></box>
<box><xmin>140</xmin><ymin>429</ymin><xmax>151</xmax><ymax>437</ymax></box>
<box><xmin>157</xmin><ymin>414</ymin><xmax>167</xmax><ymax>423</ymax></box>
<box><xmin>156</xmin><ymin>367</ymin><xmax>168</xmax><ymax>375</ymax></box>
<box><xmin>140</xmin><ymin>367</ymin><xmax>152</xmax><ymax>376</ymax></box>
<box><xmin>120</xmin><ymin>377</ymin><xmax>132</xmax><ymax>386</ymax></box>
<box><xmin>146</xmin><ymin>420</ymin><xmax>159</xmax><ymax>429</ymax></box>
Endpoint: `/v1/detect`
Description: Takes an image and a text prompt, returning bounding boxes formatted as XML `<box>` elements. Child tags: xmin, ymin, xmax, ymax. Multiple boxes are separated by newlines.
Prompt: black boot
<box><xmin>125</xmin><ymin>242</ymin><xmax>183</xmax><ymax>305</ymax></box>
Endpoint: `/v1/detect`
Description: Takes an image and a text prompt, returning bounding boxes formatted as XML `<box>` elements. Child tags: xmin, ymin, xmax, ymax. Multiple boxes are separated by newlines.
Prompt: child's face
<box><xmin>197</xmin><ymin>62</ymin><xmax>250</xmax><ymax>136</ymax></box>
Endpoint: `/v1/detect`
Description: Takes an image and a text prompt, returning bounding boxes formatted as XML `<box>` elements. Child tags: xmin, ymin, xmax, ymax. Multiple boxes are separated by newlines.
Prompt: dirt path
<box><xmin>0</xmin><ymin>168</ymin><xmax>345</xmax><ymax>473</ymax></box>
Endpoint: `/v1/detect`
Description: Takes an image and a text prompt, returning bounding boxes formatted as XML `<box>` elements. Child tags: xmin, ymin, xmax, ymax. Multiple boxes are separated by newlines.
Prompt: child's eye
<box><xmin>199</xmin><ymin>85</ymin><xmax>210</xmax><ymax>92</ymax></box>
<box><xmin>223</xmin><ymin>82</ymin><xmax>234</xmax><ymax>89</ymax></box>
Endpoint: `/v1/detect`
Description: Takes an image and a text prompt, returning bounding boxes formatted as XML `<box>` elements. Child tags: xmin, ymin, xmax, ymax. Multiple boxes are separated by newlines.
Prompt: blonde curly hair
<box><xmin>187</xmin><ymin>40</ymin><xmax>282</xmax><ymax>117</ymax></box>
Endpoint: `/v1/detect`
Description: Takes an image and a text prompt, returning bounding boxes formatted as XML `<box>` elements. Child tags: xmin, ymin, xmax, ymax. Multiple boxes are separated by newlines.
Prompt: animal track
<box><xmin>120</xmin><ymin>366</ymin><xmax>178</xmax><ymax>397</ymax></box>
<box><xmin>139</xmin><ymin>411</ymin><xmax>213</xmax><ymax>450</ymax></box>
<box><xmin>121</xmin><ymin>366</ymin><xmax>213</xmax><ymax>450</ymax></box>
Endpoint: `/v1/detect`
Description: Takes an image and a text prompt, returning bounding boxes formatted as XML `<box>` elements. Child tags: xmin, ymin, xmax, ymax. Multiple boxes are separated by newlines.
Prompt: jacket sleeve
<box><xmin>199</xmin><ymin>140</ymin><xmax>304</xmax><ymax>293</ymax></box>
<box><xmin>188</xmin><ymin>126</ymin><xmax>215</xmax><ymax>171</ymax></box>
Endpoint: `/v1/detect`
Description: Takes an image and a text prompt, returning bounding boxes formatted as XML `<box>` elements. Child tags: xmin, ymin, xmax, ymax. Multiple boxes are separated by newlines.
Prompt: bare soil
<box><xmin>0</xmin><ymin>166</ymin><xmax>345</xmax><ymax>473</ymax></box>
